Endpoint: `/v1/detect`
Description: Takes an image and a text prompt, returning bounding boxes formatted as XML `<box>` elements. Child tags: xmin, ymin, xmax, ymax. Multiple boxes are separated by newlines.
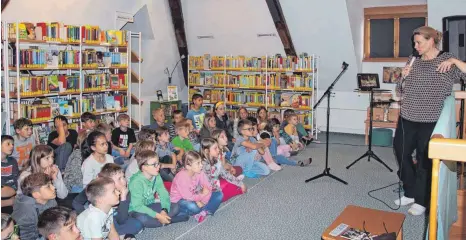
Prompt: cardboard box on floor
<box><xmin>322</xmin><ymin>205</ymin><xmax>405</xmax><ymax>240</ymax></box>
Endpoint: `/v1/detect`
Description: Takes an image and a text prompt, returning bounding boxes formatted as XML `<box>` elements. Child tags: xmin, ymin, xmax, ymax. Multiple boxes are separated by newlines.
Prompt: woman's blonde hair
<box><xmin>413</xmin><ymin>26</ymin><xmax>443</xmax><ymax>48</ymax></box>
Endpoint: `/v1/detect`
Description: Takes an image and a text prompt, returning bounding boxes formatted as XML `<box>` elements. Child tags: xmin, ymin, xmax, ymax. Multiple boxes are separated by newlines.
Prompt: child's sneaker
<box><xmin>194</xmin><ymin>210</ymin><xmax>207</xmax><ymax>223</ymax></box>
<box><xmin>268</xmin><ymin>162</ymin><xmax>282</xmax><ymax>171</ymax></box>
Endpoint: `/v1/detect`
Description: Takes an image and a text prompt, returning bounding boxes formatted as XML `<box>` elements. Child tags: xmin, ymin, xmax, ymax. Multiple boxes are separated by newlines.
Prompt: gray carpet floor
<box><xmin>137</xmin><ymin>133</ymin><xmax>426</xmax><ymax>240</ymax></box>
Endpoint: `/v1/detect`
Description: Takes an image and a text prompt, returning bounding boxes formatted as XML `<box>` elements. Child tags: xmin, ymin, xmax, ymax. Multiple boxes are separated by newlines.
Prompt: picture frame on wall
<box><xmin>383</xmin><ymin>67</ymin><xmax>403</xmax><ymax>83</ymax></box>
<box><xmin>167</xmin><ymin>85</ymin><xmax>178</xmax><ymax>101</ymax></box>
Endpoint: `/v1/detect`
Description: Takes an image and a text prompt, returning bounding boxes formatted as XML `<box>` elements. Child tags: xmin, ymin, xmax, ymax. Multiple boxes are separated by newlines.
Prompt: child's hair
<box><xmin>256</xmin><ymin>107</ymin><xmax>267</xmax><ymax>118</ymax></box>
<box><xmin>1</xmin><ymin>213</ymin><xmax>13</xmax><ymax>231</ymax></box>
<box><xmin>211</xmin><ymin>129</ymin><xmax>229</xmax><ymax>152</ymax></box>
<box><xmin>134</xmin><ymin>140</ymin><xmax>156</xmax><ymax>157</ymax></box>
<box><xmin>286</xmin><ymin>112</ymin><xmax>297</xmax><ymax>121</ymax></box>
<box><xmin>237</xmin><ymin>119</ymin><xmax>252</xmax><ymax>135</ymax></box>
<box><xmin>173</xmin><ymin>109</ymin><xmax>183</xmax><ymax>117</ymax></box>
<box><xmin>81</xmin><ymin>112</ymin><xmax>96</xmax><ymax>123</ymax></box>
<box><xmin>175</xmin><ymin>119</ymin><xmax>191</xmax><ymax>131</ymax></box>
<box><xmin>117</xmin><ymin>114</ymin><xmax>130</xmax><ymax>122</ymax></box>
<box><xmin>192</xmin><ymin>93</ymin><xmax>203</xmax><ymax>103</ymax></box>
<box><xmin>85</xmin><ymin>177</ymin><xmax>114</xmax><ymax>205</ymax></box>
<box><xmin>82</xmin><ymin>131</ymin><xmax>106</xmax><ymax>159</ymax></box>
<box><xmin>265</xmin><ymin>118</ymin><xmax>281</xmax><ymax>133</ymax></box>
<box><xmin>246</xmin><ymin>116</ymin><xmax>258</xmax><ymax>126</ymax></box>
<box><xmin>21</xmin><ymin>172</ymin><xmax>52</xmax><ymax>197</ymax></box>
<box><xmin>182</xmin><ymin>150</ymin><xmax>202</xmax><ymax>168</ymax></box>
<box><xmin>98</xmin><ymin>163</ymin><xmax>123</xmax><ymax>178</ymax></box>
<box><xmin>202</xmin><ymin>113</ymin><xmax>216</xmax><ymax>131</ymax></box>
<box><xmin>21</xmin><ymin>145</ymin><xmax>54</xmax><ymax>175</ymax></box>
<box><xmin>53</xmin><ymin>115</ymin><xmax>69</xmax><ymax>125</ymax></box>
<box><xmin>155</xmin><ymin>126</ymin><xmax>169</xmax><ymax>139</ymax></box>
<box><xmin>95</xmin><ymin>122</ymin><xmax>112</xmax><ymax>135</ymax></box>
<box><xmin>137</xmin><ymin>128</ymin><xmax>156</xmax><ymax>141</ymax></box>
<box><xmin>13</xmin><ymin>118</ymin><xmax>32</xmax><ymax>130</ymax></box>
<box><xmin>152</xmin><ymin>108</ymin><xmax>162</xmax><ymax>115</ymax></box>
<box><xmin>38</xmin><ymin>206</ymin><xmax>76</xmax><ymax>238</ymax></box>
<box><xmin>1</xmin><ymin>135</ymin><xmax>14</xmax><ymax>144</ymax></box>
<box><xmin>283</xmin><ymin>109</ymin><xmax>295</xmax><ymax>119</ymax></box>
<box><xmin>136</xmin><ymin>150</ymin><xmax>159</xmax><ymax>171</ymax></box>
<box><xmin>200</xmin><ymin>138</ymin><xmax>218</xmax><ymax>165</ymax></box>
<box><xmin>76</xmin><ymin>130</ymin><xmax>89</xmax><ymax>150</ymax></box>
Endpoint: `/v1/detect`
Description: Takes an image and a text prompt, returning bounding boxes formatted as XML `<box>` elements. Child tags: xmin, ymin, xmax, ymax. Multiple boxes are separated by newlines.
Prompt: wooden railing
<box><xmin>428</xmin><ymin>138</ymin><xmax>466</xmax><ymax>240</ymax></box>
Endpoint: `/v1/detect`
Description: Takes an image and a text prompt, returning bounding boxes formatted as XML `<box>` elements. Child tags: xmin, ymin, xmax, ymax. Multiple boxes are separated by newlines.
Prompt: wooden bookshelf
<box><xmin>1</xmin><ymin>21</ymin><xmax>142</xmax><ymax>136</ymax></box>
<box><xmin>187</xmin><ymin>54</ymin><xmax>319</xmax><ymax>138</ymax></box>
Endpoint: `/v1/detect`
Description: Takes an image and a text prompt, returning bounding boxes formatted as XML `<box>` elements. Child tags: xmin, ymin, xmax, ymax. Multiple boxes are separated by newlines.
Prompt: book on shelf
<box><xmin>8</xmin><ymin>75</ymin><xmax>80</xmax><ymax>96</ymax></box>
<box><xmin>167</xmin><ymin>85</ymin><xmax>179</xmax><ymax>101</ymax></box>
<box><xmin>7</xmin><ymin>22</ymin><xmax>127</xmax><ymax>45</ymax></box>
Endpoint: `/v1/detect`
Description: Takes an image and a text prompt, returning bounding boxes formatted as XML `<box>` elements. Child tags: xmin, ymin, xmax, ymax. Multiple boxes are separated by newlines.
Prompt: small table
<box><xmin>322</xmin><ymin>205</ymin><xmax>405</xmax><ymax>240</ymax></box>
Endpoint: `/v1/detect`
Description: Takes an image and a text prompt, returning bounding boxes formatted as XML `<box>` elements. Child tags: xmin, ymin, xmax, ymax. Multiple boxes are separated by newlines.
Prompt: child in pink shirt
<box><xmin>170</xmin><ymin>151</ymin><xmax>223</xmax><ymax>223</ymax></box>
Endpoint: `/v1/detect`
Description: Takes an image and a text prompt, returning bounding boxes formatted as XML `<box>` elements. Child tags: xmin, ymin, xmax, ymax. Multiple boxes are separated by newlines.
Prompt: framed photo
<box><xmin>357</xmin><ymin>73</ymin><xmax>380</xmax><ymax>91</ymax></box>
<box><xmin>383</xmin><ymin>67</ymin><xmax>403</xmax><ymax>83</ymax></box>
<box><xmin>167</xmin><ymin>85</ymin><xmax>178</xmax><ymax>101</ymax></box>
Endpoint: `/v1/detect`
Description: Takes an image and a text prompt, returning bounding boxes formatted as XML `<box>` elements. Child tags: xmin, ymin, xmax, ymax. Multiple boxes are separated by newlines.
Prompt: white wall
<box><xmin>182</xmin><ymin>0</ymin><xmax>284</xmax><ymax>56</ymax></box>
<box><xmin>428</xmin><ymin>0</ymin><xmax>466</xmax><ymax>31</ymax></box>
<box><xmin>2</xmin><ymin>0</ymin><xmax>185</xmax><ymax>125</ymax></box>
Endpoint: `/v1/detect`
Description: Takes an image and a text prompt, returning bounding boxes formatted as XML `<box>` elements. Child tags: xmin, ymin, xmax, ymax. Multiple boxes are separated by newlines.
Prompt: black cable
<box><xmin>366</xmin><ymin>57</ymin><xmax>413</xmax><ymax>210</ymax></box>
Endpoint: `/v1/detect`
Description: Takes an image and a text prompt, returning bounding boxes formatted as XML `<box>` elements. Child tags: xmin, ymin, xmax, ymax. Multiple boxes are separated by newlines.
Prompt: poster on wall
<box><xmin>383</xmin><ymin>67</ymin><xmax>403</xmax><ymax>83</ymax></box>
<box><xmin>167</xmin><ymin>85</ymin><xmax>178</xmax><ymax>101</ymax></box>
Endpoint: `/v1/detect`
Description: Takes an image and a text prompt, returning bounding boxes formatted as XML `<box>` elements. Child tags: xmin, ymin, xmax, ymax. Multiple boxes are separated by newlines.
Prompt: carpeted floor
<box><xmin>137</xmin><ymin>133</ymin><xmax>426</xmax><ymax>240</ymax></box>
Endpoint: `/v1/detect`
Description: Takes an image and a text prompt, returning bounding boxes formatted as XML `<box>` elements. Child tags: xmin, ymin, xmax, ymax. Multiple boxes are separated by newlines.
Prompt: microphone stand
<box><xmin>166</xmin><ymin>55</ymin><xmax>185</xmax><ymax>85</ymax></box>
<box><xmin>305</xmin><ymin>62</ymin><xmax>349</xmax><ymax>185</ymax></box>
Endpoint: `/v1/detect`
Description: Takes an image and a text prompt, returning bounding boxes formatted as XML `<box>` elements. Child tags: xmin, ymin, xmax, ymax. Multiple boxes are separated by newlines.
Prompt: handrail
<box><xmin>429</xmin><ymin>138</ymin><xmax>466</xmax><ymax>240</ymax></box>
<box><xmin>427</xmin><ymin>94</ymin><xmax>457</xmax><ymax>240</ymax></box>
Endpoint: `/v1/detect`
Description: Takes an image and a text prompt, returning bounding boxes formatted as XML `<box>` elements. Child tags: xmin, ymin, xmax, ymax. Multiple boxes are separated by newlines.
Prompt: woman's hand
<box><xmin>401</xmin><ymin>65</ymin><xmax>411</xmax><ymax>79</ymax></box>
<box><xmin>437</xmin><ymin>58</ymin><xmax>458</xmax><ymax>73</ymax></box>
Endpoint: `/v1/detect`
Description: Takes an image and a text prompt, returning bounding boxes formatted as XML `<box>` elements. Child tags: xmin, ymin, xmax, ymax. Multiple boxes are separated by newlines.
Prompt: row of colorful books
<box><xmin>82</xmin><ymin>50</ymin><xmax>128</xmax><ymax>68</ymax></box>
<box><xmin>7</xmin><ymin>93</ymin><xmax>128</xmax><ymax>122</ymax></box>
<box><xmin>189</xmin><ymin>54</ymin><xmax>316</xmax><ymax>71</ymax></box>
<box><xmin>9</xmin><ymin>49</ymin><xmax>128</xmax><ymax>68</ymax></box>
<box><xmin>189</xmin><ymin>72</ymin><xmax>314</xmax><ymax>89</ymax></box>
<box><xmin>7</xmin><ymin>22</ymin><xmax>127</xmax><ymax>45</ymax></box>
<box><xmin>5</xmin><ymin>73</ymin><xmax>128</xmax><ymax>96</ymax></box>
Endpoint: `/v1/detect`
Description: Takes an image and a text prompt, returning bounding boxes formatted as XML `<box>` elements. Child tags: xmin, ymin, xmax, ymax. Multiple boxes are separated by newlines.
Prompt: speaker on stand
<box><xmin>443</xmin><ymin>15</ymin><xmax>466</xmax><ymax>139</ymax></box>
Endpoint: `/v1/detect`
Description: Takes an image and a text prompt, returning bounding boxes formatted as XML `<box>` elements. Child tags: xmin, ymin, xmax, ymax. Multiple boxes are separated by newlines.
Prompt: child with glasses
<box><xmin>231</xmin><ymin>119</ymin><xmax>270</xmax><ymax>178</ymax></box>
<box><xmin>128</xmin><ymin>150</ymin><xmax>188</xmax><ymax>228</ymax></box>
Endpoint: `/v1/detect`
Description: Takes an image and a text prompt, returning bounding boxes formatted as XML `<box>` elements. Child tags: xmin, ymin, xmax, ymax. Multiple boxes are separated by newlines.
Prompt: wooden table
<box><xmin>322</xmin><ymin>205</ymin><xmax>405</xmax><ymax>240</ymax></box>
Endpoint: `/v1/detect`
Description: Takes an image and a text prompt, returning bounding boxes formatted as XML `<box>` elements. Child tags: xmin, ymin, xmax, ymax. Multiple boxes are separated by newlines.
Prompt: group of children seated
<box><xmin>1</xmin><ymin>93</ymin><xmax>313</xmax><ymax>240</ymax></box>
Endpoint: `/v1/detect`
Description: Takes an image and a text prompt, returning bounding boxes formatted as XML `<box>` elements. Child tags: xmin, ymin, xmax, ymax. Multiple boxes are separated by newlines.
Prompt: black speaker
<box><xmin>443</xmin><ymin>16</ymin><xmax>466</xmax><ymax>61</ymax></box>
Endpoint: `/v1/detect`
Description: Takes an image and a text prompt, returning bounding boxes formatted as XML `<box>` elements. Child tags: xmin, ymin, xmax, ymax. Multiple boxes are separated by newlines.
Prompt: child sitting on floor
<box><xmin>128</xmin><ymin>150</ymin><xmax>188</xmax><ymax>228</ymax></box>
<box><xmin>38</xmin><ymin>206</ymin><xmax>82</xmax><ymax>240</ymax></box>
<box><xmin>200</xmin><ymin>138</ymin><xmax>246</xmax><ymax>202</ymax></box>
<box><xmin>231</xmin><ymin>119</ymin><xmax>271</xmax><ymax>178</ymax></box>
<box><xmin>125</xmin><ymin>140</ymin><xmax>156</xmax><ymax>182</ymax></box>
<box><xmin>170</xmin><ymin>151</ymin><xmax>223</xmax><ymax>223</ymax></box>
<box><xmin>76</xmin><ymin>177</ymin><xmax>120</xmax><ymax>240</ymax></box>
<box><xmin>82</xmin><ymin>131</ymin><xmax>114</xmax><ymax>188</ymax></box>
<box><xmin>155</xmin><ymin>126</ymin><xmax>183</xmax><ymax>182</ymax></box>
<box><xmin>211</xmin><ymin>129</ymin><xmax>243</xmax><ymax>177</ymax></box>
<box><xmin>13</xmin><ymin>173</ymin><xmax>57</xmax><ymax>240</ymax></box>
<box><xmin>18</xmin><ymin>145</ymin><xmax>68</xmax><ymax>200</ymax></box>
<box><xmin>1</xmin><ymin>135</ymin><xmax>18</xmax><ymax>215</ymax></box>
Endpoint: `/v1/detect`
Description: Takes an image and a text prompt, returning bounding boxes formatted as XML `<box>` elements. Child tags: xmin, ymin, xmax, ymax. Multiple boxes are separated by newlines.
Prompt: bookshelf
<box><xmin>0</xmin><ymin>22</ymin><xmax>142</xmax><ymax>141</ymax></box>
<box><xmin>187</xmin><ymin>54</ymin><xmax>319</xmax><ymax>138</ymax></box>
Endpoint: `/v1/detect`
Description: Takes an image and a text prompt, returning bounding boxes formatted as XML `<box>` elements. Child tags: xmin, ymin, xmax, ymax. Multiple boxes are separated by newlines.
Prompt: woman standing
<box><xmin>394</xmin><ymin>26</ymin><xmax>466</xmax><ymax>216</ymax></box>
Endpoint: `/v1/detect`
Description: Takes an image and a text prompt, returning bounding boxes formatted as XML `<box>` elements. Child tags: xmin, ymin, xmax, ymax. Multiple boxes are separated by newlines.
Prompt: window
<box><xmin>364</xmin><ymin>5</ymin><xmax>427</xmax><ymax>62</ymax></box>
